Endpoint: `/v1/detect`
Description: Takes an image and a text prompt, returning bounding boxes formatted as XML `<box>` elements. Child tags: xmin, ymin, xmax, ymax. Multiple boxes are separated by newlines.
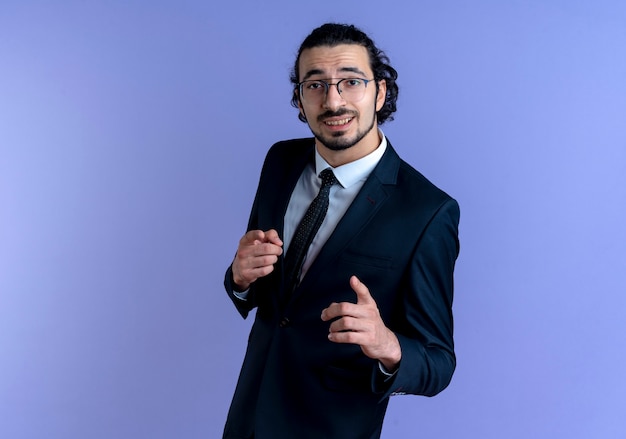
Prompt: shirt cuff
<box><xmin>378</xmin><ymin>362</ymin><xmax>397</xmax><ymax>380</ymax></box>
<box><xmin>233</xmin><ymin>289</ymin><xmax>250</xmax><ymax>301</ymax></box>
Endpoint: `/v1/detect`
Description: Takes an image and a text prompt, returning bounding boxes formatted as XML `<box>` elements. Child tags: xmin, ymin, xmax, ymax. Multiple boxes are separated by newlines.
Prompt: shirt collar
<box><xmin>314</xmin><ymin>130</ymin><xmax>388</xmax><ymax>189</ymax></box>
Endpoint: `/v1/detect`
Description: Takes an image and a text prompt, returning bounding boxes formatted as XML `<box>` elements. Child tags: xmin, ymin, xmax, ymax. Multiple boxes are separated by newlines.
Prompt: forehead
<box><xmin>298</xmin><ymin>44</ymin><xmax>372</xmax><ymax>80</ymax></box>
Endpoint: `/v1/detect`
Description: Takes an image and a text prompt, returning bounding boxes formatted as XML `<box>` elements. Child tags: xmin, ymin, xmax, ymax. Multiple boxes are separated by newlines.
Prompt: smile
<box><xmin>324</xmin><ymin>117</ymin><xmax>353</xmax><ymax>126</ymax></box>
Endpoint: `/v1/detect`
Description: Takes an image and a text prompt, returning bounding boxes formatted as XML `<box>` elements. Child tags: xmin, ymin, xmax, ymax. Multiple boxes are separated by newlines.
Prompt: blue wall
<box><xmin>1</xmin><ymin>1</ymin><xmax>625</xmax><ymax>437</ymax></box>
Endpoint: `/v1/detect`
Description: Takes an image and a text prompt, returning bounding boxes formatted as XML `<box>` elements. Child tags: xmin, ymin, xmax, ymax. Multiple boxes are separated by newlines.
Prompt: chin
<box><xmin>314</xmin><ymin>133</ymin><xmax>355</xmax><ymax>151</ymax></box>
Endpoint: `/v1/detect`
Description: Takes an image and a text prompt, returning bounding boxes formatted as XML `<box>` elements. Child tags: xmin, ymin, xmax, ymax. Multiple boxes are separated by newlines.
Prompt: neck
<box><xmin>316</xmin><ymin>127</ymin><xmax>381</xmax><ymax>167</ymax></box>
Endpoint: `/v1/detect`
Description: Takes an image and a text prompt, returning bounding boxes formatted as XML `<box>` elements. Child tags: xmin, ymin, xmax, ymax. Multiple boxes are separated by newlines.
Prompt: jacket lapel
<box><xmin>258</xmin><ymin>142</ymin><xmax>315</xmax><ymax>239</ymax></box>
<box><xmin>286</xmin><ymin>143</ymin><xmax>401</xmax><ymax>307</ymax></box>
<box><xmin>265</xmin><ymin>142</ymin><xmax>316</xmax><ymax>305</ymax></box>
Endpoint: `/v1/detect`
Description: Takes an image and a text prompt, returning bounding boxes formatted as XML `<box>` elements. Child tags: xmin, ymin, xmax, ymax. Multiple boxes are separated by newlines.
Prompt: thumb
<box><xmin>350</xmin><ymin>275</ymin><xmax>374</xmax><ymax>305</ymax></box>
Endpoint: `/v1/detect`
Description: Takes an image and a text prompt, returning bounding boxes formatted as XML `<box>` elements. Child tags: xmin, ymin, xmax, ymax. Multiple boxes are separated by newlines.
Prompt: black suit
<box><xmin>223</xmin><ymin>138</ymin><xmax>460</xmax><ymax>439</ymax></box>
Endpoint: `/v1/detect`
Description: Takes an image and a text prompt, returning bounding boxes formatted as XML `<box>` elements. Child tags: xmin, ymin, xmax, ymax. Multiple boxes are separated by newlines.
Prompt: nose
<box><xmin>323</xmin><ymin>83</ymin><xmax>346</xmax><ymax>110</ymax></box>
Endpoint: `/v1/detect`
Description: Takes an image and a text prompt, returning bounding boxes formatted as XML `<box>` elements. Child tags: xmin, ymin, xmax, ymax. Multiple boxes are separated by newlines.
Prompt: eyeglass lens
<box><xmin>300</xmin><ymin>79</ymin><xmax>368</xmax><ymax>102</ymax></box>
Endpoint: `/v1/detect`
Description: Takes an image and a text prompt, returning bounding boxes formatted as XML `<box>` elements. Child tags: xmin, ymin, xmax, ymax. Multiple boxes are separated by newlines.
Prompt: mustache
<box><xmin>317</xmin><ymin>109</ymin><xmax>357</xmax><ymax>122</ymax></box>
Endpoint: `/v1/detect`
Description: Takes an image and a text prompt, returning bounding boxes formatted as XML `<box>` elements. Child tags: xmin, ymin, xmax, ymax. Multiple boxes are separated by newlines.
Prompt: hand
<box><xmin>232</xmin><ymin>229</ymin><xmax>283</xmax><ymax>291</ymax></box>
<box><xmin>321</xmin><ymin>275</ymin><xmax>402</xmax><ymax>372</ymax></box>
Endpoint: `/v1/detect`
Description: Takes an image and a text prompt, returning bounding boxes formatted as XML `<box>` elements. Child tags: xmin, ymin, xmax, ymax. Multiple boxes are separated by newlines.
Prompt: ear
<box><xmin>375</xmin><ymin>79</ymin><xmax>387</xmax><ymax>113</ymax></box>
<box><xmin>296</xmin><ymin>89</ymin><xmax>307</xmax><ymax>121</ymax></box>
<box><xmin>297</xmin><ymin>95</ymin><xmax>304</xmax><ymax>113</ymax></box>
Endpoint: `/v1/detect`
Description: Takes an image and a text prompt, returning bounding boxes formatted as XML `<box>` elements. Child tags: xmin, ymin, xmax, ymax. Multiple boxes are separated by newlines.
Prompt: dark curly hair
<box><xmin>290</xmin><ymin>23</ymin><xmax>399</xmax><ymax>125</ymax></box>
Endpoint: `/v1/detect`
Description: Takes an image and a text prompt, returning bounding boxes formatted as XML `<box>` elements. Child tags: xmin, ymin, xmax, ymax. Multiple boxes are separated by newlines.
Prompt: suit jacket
<box><xmin>223</xmin><ymin>138</ymin><xmax>460</xmax><ymax>439</ymax></box>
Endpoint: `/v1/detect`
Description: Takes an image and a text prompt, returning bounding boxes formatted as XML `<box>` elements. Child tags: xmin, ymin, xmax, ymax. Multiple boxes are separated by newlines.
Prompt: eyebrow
<box><xmin>302</xmin><ymin>66</ymin><xmax>368</xmax><ymax>81</ymax></box>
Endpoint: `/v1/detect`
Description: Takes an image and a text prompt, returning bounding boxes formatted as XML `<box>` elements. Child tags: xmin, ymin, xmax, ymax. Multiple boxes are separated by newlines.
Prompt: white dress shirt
<box><xmin>283</xmin><ymin>132</ymin><xmax>387</xmax><ymax>281</ymax></box>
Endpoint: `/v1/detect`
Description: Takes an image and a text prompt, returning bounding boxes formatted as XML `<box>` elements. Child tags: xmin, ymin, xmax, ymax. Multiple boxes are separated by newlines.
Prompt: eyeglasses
<box><xmin>298</xmin><ymin>78</ymin><xmax>375</xmax><ymax>104</ymax></box>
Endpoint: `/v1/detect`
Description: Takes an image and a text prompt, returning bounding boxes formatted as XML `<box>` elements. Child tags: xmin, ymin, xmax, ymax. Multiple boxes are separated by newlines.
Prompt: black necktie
<box><xmin>284</xmin><ymin>168</ymin><xmax>337</xmax><ymax>293</ymax></box>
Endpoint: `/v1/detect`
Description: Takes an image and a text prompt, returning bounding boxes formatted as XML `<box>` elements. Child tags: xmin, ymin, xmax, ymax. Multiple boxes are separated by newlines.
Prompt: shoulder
<box><xmin>256</xmin><ymin>138</ymin><xmax>315</xmax><ymax>187</ymax></box>
<box><xmin>382</xmin><ymin>140</ymin><xmax>456</xmax><ymax>209</ymax></box>
<box><xmin>265</xmin><ymin>137</ymin><xmax>315</xmax><ymax>162</ymax></box>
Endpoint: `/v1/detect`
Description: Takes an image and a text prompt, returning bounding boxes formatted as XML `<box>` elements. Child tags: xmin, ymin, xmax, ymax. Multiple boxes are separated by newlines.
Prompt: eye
<box><xmin>305</xmin><ymin>81</ymin><xmax>325</xmax><ymax>91</ymax></box>
<box><xmin>344</xmin><ymin>78</ymin><xmax>363</xmax><ymax>88</ymax></box>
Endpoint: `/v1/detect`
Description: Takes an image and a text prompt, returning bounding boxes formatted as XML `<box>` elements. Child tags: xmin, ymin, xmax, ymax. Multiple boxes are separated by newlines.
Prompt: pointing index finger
<box><xmin>350</xmin><ymin>275</ymin><xmax>374</xmax><ymax>305</ymax></box>
<box><xmin>264</xmin><ymin>229</ymin><xmax>284</xmax><ymax>247</ymax></box>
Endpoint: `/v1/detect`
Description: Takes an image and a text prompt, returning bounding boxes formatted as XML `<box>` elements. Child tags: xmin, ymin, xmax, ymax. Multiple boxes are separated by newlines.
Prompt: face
<box><xmin>297</xmin><ymin>44</ymin><xmax>386</xmax><ymax>160</ymax></box>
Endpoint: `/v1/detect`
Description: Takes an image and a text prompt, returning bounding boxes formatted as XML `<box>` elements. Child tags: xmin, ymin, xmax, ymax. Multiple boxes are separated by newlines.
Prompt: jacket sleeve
<box><xmin>223</xmin><ymin>154</ymin><xmax>266</xmax><ymax>320</ymax></box>
<box><xmin>224</xmin><ymin>265</ymin><xmax>258</xmax><ymax>319</ymax></box>
<box><xmin>373</xmin><ymin>197</ymin><xmax>460</xmax><ymax>399</ymax></box>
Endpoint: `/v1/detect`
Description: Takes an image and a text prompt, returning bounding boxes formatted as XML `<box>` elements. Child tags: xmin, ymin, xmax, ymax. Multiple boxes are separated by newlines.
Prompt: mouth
<box><xmin>323</xmin><ymin>117</ymin><xmax>353</xmax><ymax>127</ymax></box>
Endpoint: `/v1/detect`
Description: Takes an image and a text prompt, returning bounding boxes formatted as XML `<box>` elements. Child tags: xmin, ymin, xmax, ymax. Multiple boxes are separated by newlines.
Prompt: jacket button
<box><xmin>279</xmin><ymin>318</ymin><xmax>290</xmax><ymax>328</ymax></box>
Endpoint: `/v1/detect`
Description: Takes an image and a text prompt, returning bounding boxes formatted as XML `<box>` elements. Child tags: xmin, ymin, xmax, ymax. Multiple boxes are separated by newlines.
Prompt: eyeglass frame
<box><xmin>297</xmin><ymin>77</ymin><xmax>376</xmax><ymax>103</ymax></box>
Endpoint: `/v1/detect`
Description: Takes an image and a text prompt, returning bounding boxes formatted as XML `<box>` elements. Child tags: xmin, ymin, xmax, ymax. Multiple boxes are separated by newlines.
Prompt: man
<box><xmin>223</xmin><ymin>23</ymin><xmax>460</xmax><ymax>439</ymax></box>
